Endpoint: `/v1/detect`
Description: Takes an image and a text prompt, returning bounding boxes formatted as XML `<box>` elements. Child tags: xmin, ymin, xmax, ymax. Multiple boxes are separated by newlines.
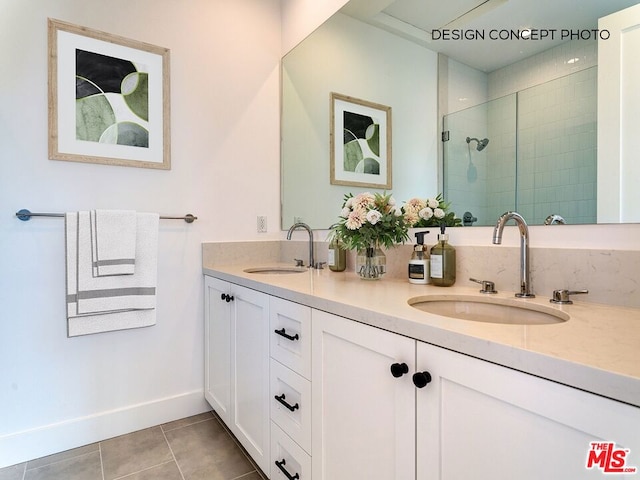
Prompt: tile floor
<box><xmin>0</xmin><ymin>412</ymin><xmax>268</xmax><ymax>480</ymax></box>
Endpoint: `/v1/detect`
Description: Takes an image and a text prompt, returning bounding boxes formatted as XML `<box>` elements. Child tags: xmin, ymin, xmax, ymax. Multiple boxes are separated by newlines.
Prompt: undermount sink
<box><xmin>243</xmin><ymin>266</ymin><xmax>307</xmax><ymax>275</ymax></box>
<box><xmin>408</xmin><ymin>295</ymin><xmax>569</xmax><ymax>325</ymax></box>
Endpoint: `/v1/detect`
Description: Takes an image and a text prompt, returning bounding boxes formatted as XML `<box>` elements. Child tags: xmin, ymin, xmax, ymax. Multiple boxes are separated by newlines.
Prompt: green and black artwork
<box><xmin>343</xmin><ymin>110</ymin><xmax>380</xmax><ymax>175</ymax></box>
<box><xmin>75</xmin><ymin>49</ymin><xmax>149</xmax><ymax>148</ymax></box>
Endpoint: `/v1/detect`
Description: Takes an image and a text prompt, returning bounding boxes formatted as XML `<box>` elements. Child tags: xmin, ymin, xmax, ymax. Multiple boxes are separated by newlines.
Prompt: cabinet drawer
<box><xmin>270</xmin><ymin>358</ymin><xmax>311</xmax><ymax>453</ymax></box>
<box><xmin>271</xmin><ymin>421</ymin><xmax>311</xmax><ymax>480</ymax></box>
<box><xmin>270</xmin><ymin>297</ymin><xmax>311</xmax><ymax>379</ymax></box>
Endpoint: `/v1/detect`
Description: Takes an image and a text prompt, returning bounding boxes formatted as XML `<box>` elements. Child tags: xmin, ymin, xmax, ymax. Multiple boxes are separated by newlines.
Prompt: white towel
<box><xmin>77</xmin><ymin>211</ymin><xmax>158</xmax><ymax>314</ymax></box>
<box><xmin>91</xmin><ymin>210</ymin><xmax>137</xmax><ymax>277</ymax></box>
<box><xmin>65</xmin><ymin>212</ymin><xmax>158</xmax><ymax>337</ymax></box>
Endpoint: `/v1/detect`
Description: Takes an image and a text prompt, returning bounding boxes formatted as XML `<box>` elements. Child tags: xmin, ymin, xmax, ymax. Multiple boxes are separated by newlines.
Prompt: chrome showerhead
<box><xmin>466</xmin><ymin>136</ymin><xmax>490</xmax><ymax>151</ymax></box>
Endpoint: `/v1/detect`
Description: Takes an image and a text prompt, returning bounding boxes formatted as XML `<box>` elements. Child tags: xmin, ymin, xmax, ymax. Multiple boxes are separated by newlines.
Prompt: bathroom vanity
<box><xmin>203</xmin><ymin>263</ymin><xmax>640</xmax><ymax>479</ymax></box>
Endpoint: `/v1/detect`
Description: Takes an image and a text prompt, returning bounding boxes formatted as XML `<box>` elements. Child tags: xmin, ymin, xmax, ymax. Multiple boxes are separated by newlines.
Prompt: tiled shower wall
<box><xmin>516</xmin><ymin>67</ymin><xmax>597</xmax><ymax>224</ymax></box>
<box><xmin>488</xmin><ymin>39</ymin><xmax>598</xmax><ymax>100</ymax></box>
<box><xmin>485</xmin><ymin>95</ymin><xmax>517</xmax><ymax>223</ymax></box>
<box><xmin>444</xmin><ymin>39</ymin><xmax>598</xmax><ymax>225</ymax></box>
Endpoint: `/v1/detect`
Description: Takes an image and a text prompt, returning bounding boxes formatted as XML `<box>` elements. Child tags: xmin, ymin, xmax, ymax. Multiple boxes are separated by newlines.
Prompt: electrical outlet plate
<box><xmin>257</xmin><ymin>216</ymin><xmax>267</xmax><ymax>233</ymax></box>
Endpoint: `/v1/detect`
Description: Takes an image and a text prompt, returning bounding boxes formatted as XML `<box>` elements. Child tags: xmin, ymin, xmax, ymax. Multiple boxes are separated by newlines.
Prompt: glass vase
<box><xmin>355</xmin><ymin>242</ymin><xmax>386</xmax><ymax>280</ymax></box>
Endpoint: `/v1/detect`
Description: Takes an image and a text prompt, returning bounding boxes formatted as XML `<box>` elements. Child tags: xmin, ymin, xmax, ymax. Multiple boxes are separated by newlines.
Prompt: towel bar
<box><xmin>15</xmin><ymin>209</ymin><xmax>197</xmax><ymax>223</ymax></box>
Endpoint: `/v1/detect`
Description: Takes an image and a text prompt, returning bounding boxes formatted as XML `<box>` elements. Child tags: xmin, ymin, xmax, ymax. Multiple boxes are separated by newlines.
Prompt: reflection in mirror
<box><xmin>444</xmin><ymin>67</ymin><xmax>597</xmax><ymax>226</ymax></box>
<box><xmin>281</xmin><ymin>13</ymin><xmax>438</xmax><ymax>229</ymax></box>
<box><xmin>281</xmin><ymin>0</ymin><xmax>638</xmax><ymax>230</ymax></box>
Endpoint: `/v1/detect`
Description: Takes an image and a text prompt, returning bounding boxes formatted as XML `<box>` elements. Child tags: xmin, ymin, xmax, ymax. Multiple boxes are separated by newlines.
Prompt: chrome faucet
<box><xmin>544</xmin><ymin>214</ymin><xmax>566</xmax><ymax>225</ymax></box>
<box><xmin>492</xmin><ymin>211</ymin><xmax>535</xmax><ymax>298</ymax></box>
<box><xmin>286</xmin><ymin>222</ymin><xmax>315</xmax><ymax>268</ymax></box>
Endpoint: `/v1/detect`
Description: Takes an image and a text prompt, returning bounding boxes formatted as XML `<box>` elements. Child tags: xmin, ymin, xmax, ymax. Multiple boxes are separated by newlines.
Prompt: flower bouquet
<box><xmin>331</xmin><ymin>192</ymin><xmax>410</xmax><ymax>279</ymax></box>
<box><xmin>403</xmin><ymin>193</ymin><xmax>461</xmax><ymax>228</ymax></box>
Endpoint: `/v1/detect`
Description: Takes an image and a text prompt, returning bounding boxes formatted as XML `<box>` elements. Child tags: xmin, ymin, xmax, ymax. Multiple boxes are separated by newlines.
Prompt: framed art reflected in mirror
<box><xmin>330</xmin><ymin>92</ymin><xmax>391</xmax><ymax>189</ymax></box>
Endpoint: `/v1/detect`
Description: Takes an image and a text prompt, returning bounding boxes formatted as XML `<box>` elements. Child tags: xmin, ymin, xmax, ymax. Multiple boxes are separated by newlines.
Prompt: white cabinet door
<box><xmin>416</xmin><ymin>341</ymin><xmax>640</xmax><ymax>480</ymax></box>
<box><xmin>312</xmin><ymin>310</ymin><xmax>416</xmax><ymax>480</ymax></box>
<box><xmin>204</xmin><ymin>276</ymin><xmax>231</xmax><ymax>425</ymax></box>
<box><xmin>230</xmin><ymin>284</ymin><xmax>271</xmax><ymax>474</ymax></box>
<box><xmin>204</xmin><ymin>277</ymin><xmax>271</xmax><ymax>474</ymax></box>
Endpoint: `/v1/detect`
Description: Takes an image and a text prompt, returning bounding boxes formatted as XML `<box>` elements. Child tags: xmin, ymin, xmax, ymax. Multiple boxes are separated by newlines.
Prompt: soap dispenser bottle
<box><xmin>430</xmin><ymin>224</ymin><xmax>456</xmax><ymax>286</ymax></box>
<box><xmin>328</xmin><ymin>235</ymin><xmax>347</xmax><ymax>272</ymax></box>
<box><xmin>408</xmin><ymin>230</ymin><xmax>430</xmax><ymax>284</ymax></box>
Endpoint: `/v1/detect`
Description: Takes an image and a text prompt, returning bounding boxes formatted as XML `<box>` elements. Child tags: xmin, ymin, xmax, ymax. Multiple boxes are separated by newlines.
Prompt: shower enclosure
<box><xmin>443</xmin><ymin>67</ymin><xmax>597</xmax><ymax>226</ymax></box>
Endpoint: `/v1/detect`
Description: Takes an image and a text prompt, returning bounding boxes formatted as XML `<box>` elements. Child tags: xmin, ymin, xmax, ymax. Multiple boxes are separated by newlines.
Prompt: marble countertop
<box><xmin>203</xmin><ymin>263</ymin><xmax>640</xmax><ymax>407</ymax></box>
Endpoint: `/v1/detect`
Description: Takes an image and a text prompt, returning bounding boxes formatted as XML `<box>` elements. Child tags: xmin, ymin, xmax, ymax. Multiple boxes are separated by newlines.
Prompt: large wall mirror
<box><xmin>281</xmin><ymin>0</ymin><xmax>638</xmax><ymax>230</ymax></box>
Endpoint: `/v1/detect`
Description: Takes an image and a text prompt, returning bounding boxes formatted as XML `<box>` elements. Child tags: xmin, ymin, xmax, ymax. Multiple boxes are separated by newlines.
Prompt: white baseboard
<box><xmin>0</xmin><ymin>390</ymin><xmax>210</xmax><ymax>468</ymax></box>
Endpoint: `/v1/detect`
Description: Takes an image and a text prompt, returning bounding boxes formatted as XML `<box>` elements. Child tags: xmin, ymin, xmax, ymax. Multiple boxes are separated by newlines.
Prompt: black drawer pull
<box><xmin>274</xmin><ymin>328</ymin><xmax>299</xmax><ymax>341</ymax></box>
<box><xmin>220</xmin><ymin>293</ymin><xmax>234</xmax><ymax>302</ymax></box>
<box><xmin>275</xmin><ymin>394</ymin><xmax>299</xmax><ymax>412</ymax></box>
<box><xmin>275</xmin><ymin>459</ymin><xmax>300</xmax><ymax>480</ymax></box>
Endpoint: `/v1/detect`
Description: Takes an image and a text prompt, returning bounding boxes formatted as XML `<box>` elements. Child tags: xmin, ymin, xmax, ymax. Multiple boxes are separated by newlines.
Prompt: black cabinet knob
<box><xmin>412</xmin><ymin>371</ymin><xmax>432</xmax><ymax>388</ymax></box>
<box><xmin>220</xmin><ymin>294</ymin><xmax>234</xmax><ymax>303</ymax></box>
<box><xmin>390</xmin><ymin>362</ymin><xmax>409</xmax><ymax>378</ymax></box>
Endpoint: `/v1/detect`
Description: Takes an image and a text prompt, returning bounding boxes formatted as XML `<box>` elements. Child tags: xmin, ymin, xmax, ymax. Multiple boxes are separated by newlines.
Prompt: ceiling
<box><xmin>342</xmin><ymin>0</ymin><xmax>639</xmax><ymax>72</ymax></box>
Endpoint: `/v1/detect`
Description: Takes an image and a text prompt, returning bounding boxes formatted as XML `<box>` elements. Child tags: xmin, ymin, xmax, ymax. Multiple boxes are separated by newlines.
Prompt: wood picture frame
<box><xmin>48</xmin><ymin>18</ymin><xmax>171</xmax><ymax>169</ymax></box>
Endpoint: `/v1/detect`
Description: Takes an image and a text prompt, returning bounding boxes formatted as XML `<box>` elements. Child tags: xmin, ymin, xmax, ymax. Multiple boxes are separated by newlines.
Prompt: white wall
<box><xmin>443</xmin><ymin>58</ymin><xmax>488</xmax><ymax>115</ymax></box>
<box><xmin>0</xmin><ymin>0</ymin><xmax>281</xmax><ymax>466</ymax></box>
<box><xmin>281</xmin><ymin>0</ymin><xmax>350</xmax><ymax>54</ymax></box>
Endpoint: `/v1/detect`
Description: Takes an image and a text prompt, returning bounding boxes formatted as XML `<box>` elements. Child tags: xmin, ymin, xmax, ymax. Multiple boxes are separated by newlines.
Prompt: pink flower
<box><xmin>345</xmin><ymin>209</ymin><xmax>365</xmax><ymax>230</ymax></box>
<box><xmin>404</xmin><ymin>210</ymin><xmax>419</xmax><ymax>225</ymax></box>
<box><xmin>405</xmin><ymin>198</ymin><xmax>426</xmax><ymax>212</ymax></box>
<box><xmin>353</xmin><ymin>192</ymin><xmax>375</xmax><ymax>209</ymax></box>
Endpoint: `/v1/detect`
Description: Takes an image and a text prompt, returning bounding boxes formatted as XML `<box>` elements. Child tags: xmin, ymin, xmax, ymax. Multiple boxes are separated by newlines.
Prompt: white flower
<box><xmin>366</xmin><ymin>209</ymin><xmax>382</xmax><ymax>225</ymax></box>
<box><xmin>341</xmin><ymin>207</ymin><xmax>351</xmax><ymax>218</ymax></box>
<box><xmin>419</xmin><ymin>207</ymin><xmax>434</xmax><ymax>220</ymax></box>
<box><xmin>388</xmin><ymin>196</ymin><xmax>396</xmax><ymax>206</ymax></box>
<box><xmin>427</xmin><ymin>198</ymin><xmax>439</xmax><ymax>209</ymax></box>
<box><xmin>393</xmin><ymin>206</ymin><xmax>403</xmax><ymax>216</ymax></box>
<box><xmin>434</xmin><ymin>208</ymin><xmax>445</xmax><ymax>219</ymax></box>
<box><xmin>345</xmin><ymin>197</ymin><xmax>354</xmax><ymax>209</ymax></box>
